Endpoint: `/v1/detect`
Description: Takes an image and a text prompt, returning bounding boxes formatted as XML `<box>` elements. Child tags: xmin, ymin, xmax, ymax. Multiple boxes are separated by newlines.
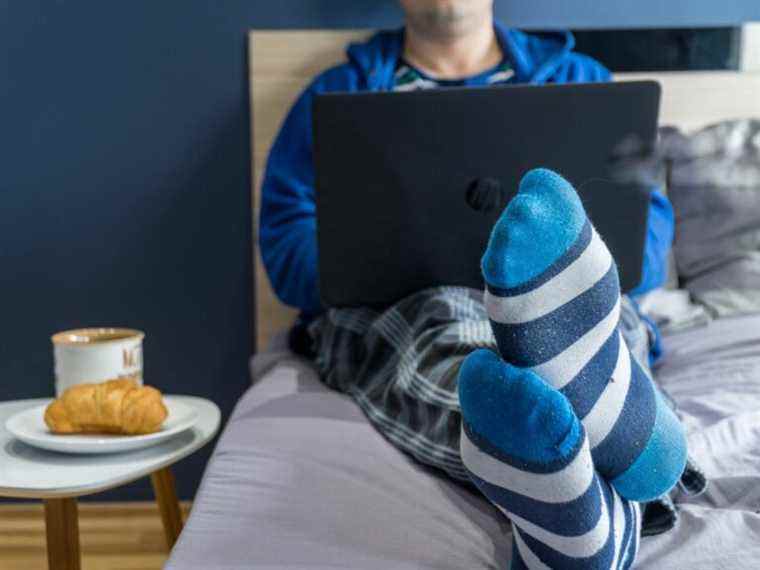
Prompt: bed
<box><xmin>165</xmin><ymin>32</ymin><xmax>760</xmax><ymax>569</ymax></box>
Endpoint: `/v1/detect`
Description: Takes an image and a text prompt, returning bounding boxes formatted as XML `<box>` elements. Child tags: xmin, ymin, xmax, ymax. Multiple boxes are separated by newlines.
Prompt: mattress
<box><xmin>166</xmin><ymin>315</ymin><xmax>760</xmax><ymax>569</ymax></box>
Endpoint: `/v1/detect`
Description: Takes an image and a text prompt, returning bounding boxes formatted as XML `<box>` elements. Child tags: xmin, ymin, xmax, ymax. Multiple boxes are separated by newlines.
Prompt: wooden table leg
<box><xmin>151</xmin><ymin>467</ymin><xmax>183</xmax><ymax>550</ymax></box>
<box><xmin>44</xmin><ymin>498</ymin><xmax>81</xmax><ymax>570</ymax></box>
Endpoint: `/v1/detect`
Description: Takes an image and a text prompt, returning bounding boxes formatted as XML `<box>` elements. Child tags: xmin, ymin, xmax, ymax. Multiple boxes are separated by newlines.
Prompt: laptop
<box><xmin>313</xmin><ymin>81</ymin><xmax>661</xmax><ymax>308</ymax></box>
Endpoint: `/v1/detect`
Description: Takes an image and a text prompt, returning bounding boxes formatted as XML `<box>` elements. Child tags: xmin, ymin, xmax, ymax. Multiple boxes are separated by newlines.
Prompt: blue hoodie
<box><xmin>260</xmin><ymin>24</ymin><xmax>672</xmax><ymax>315</ymax></box>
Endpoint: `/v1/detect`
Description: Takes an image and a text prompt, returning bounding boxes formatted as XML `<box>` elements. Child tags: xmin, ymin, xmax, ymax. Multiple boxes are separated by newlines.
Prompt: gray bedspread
<box><xmin>166</xmin><ymin>314</ymin><xmax>760</xmax><ymax>569</ymax></box>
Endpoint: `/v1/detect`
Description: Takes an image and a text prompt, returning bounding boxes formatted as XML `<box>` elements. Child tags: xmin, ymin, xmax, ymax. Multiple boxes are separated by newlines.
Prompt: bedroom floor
<box><xmin>0</xmin><ymin>502</ymin><xmax>190</xmax><ymax>570</ymax></box>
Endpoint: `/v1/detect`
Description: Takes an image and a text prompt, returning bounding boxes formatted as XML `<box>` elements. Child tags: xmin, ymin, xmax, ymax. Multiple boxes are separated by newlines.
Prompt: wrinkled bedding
<box><xmin>664</xmin><ymin>120</ymin><xmax>760</xmax><ymax>317</ymax></box>
<box><xmin>166</xmin><ymin>315</ymin><xmax>760</xmax><ymax>569</ymax></box>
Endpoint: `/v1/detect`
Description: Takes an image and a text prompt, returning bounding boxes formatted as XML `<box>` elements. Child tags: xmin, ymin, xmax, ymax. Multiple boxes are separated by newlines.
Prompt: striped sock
<box><xmin>458</xmin><ymin>349</ymin><xmax>641</xmax><ymax>569</ymax></box>
<box><xmin>481</xmin><ymin>168</ymin><xmax>686</xmax><ymax>502</ymax></box>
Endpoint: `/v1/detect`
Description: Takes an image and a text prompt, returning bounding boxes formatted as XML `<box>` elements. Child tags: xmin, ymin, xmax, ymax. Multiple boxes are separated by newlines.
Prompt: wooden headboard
<box><xmin>249</xmin><ymin>30</ymin><xmax>760</xmax><ymax>352</ymax></box>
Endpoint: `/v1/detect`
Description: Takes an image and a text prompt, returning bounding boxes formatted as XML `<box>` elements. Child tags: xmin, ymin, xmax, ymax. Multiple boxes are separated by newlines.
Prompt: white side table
<box><xmin>0</xmin><ymin>396</ymin><xmax>220</xmax><ymax>570</ymax></box>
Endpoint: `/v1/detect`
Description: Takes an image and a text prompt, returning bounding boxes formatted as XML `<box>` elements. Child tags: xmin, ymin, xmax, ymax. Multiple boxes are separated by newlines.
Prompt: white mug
<box><xmin>51</xmin><ymin>328</ymin><xmax>144</xmax><ymax>396</ymax></box>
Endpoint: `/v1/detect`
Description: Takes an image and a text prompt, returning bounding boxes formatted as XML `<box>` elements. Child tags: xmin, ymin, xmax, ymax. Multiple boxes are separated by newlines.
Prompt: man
<box><xmin>259</xmin><ymin>2</ymin><xmax>700</xmax><ymax>568</ymax></box>
<box><xmin>259</xmin><ymin>0</ymin><xmax>675</xmax><ymax>317</ymax></box>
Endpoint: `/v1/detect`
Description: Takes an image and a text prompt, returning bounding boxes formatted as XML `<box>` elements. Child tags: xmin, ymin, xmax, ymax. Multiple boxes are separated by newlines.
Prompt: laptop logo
<box><xmin>465</xmin><ymin>177</ymin><xmax>505</xmax><ymax>213</ymax></box>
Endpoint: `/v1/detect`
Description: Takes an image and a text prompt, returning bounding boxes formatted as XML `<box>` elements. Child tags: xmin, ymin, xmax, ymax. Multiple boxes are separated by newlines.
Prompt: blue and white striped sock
<box><xmin>458</xmin><ymin>349</ymin><xmax>641</xmax><ymax>569</ymax></box>
<box><xmin>481</xmin><ymin>168</ymin><xmax>686</xmax><ymax>502</ymax></box>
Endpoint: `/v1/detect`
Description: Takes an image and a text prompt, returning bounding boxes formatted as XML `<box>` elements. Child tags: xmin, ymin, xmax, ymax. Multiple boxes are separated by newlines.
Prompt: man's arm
<box><xmin>259</xmin><ymin>85</ymin><xmax>322</xmax><ymax>314</ymax></box>
<box><xmin>259</xmin><ymin>64</ymin><xmax>361</xmax><ymax>315</ymax></box>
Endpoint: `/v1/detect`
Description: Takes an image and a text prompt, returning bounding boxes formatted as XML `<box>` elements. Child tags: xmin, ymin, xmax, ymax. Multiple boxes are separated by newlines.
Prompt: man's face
<box><xmin>398</xmin><ymin>0</ymin><xmax>493</xmax><ymax>37</ymax></box>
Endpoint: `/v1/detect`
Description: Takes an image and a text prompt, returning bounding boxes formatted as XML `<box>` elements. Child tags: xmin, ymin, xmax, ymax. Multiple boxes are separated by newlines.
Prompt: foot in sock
<box><xmin>481</xmin><ymin>168</ymin><xmax>686</xmax><ymax>502</ymax></box>
<box><xmin>458</xmin><ymin>349</ymin><xmax>641</xmax><ymax>569</ymax></box>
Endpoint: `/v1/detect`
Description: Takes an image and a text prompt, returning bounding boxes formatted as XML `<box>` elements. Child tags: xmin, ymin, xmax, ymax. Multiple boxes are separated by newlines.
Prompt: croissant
<box><xmin>45</xmin><ymin>378</ymin><xmax>168</xmax><ymax>435</ymax></box>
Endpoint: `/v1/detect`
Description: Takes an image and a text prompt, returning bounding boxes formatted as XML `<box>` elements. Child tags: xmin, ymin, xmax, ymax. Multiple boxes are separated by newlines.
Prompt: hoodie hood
<box><xmin>345</xmin><ymin>23</ymin><xmax>576</xmax><ymax>90</ymax></box>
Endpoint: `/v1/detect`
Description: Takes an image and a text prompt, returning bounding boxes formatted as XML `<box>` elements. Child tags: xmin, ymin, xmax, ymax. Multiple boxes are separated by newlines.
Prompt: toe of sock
<box><xmin>482</xmin><ymin>168</ymin><xmax>588</xmax><ymax>289</ymax></box>
<box><xmin>458</xmin><ymin>348</ymin><xmax>582</xmax><ymax>465</ymax></box>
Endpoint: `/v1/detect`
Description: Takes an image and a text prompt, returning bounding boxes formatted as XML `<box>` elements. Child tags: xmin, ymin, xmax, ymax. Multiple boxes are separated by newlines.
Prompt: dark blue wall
<box><xmin>1</xmin><ymin>2</ymin><xmax>257</xmax><ymax>500</ymax></box>
<box><xmin>35</xmin><ymin>0</ymin><xmax>754</xmax><ymax>31</ymax></box>
<box><xmin>48</xmin><ymin>1</ymin><xmax>755</xmax><ymax>30</ymax></box>
<box><xmin>3</xmin><ymin>1</ymin><xmax>759</xmax><ymax>501</ymax></box>
<box><xmin>496</xmin><ymin>1</ymin><xmax>760</xmax><ymax>29</ymax></box>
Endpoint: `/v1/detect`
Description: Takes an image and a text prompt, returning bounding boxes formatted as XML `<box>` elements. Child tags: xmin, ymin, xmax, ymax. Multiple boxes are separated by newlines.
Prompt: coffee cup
<box><xmin>51</xmin><ymin>328</ymin><xmax>144</xmax><ymax>396</ymax></box>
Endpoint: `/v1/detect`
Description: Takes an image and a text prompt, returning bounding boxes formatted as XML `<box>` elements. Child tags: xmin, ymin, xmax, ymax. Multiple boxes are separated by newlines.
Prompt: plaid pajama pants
<box><xmin>309</xmin><ymin>286</ymin><xmax>706</xmax><ymax>536</ymax></box>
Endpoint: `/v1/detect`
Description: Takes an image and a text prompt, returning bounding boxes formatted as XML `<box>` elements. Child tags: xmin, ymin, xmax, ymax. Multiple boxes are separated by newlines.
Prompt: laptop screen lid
<box><xmin>313</xmin><ymin>81</ymin><xmax>660</xmax><ymax>308</ymax></box>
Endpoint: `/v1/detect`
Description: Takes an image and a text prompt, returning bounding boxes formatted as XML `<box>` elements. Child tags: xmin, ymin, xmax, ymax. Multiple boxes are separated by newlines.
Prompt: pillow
<box><xmin>665</xmin><ymin>120</ymin><xmax>760</xmax><ymax>317</ymax></box>
<box><xmin>607</xmin><ymin>130</ymin><xmax>677</xmax><ymax>296</ymax></box>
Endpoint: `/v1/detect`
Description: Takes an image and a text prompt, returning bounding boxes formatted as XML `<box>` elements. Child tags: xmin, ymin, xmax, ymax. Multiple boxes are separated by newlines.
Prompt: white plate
<box><xmin>4</xmin><ymin>397</ymin><xmax>198</xmax><ymax>454</ymax></box>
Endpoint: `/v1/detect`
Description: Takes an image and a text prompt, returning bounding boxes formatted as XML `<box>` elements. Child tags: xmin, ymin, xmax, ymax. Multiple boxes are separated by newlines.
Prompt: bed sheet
<box><xmin>166</xmin><ymin>316</ymin><xmax>760</xmax><ymax>569</ymax></box>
